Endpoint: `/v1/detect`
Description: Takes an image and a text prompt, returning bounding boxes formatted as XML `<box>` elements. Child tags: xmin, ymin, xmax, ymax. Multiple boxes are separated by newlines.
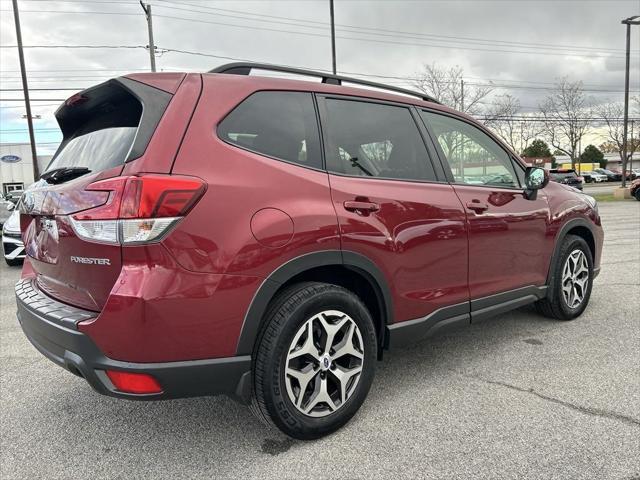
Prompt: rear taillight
<box><xmin>69</xmin><ymin>174</ymin><xmax>205</xmax><ymax>245</ymax></box>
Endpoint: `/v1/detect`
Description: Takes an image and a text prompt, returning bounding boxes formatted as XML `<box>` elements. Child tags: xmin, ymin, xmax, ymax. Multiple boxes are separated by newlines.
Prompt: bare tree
<box><xmin>484</xmin><ymin>94</ymin><xmax>543</xmax><ymax>153</ymax></box>
<box><xmin>411</xmin><ymin>63</ymin><xmax>492</xmax><ymax>115</ymax></box>
<box><xmin>595</xmin><ymin>101</ymin><xmax>639</xmax><ymax>165</ymax></box>
<box><xmin>539</xmin><ymin>78</ymin><xmax>592</xmax><ymax>168</ymax></box>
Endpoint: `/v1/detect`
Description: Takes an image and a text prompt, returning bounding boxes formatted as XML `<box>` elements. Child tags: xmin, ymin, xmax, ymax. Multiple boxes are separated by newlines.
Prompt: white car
<box><xmin>2</xmin><ymin>207</ymin><xmax>24</xmax><ymax>266</ymax></box>
<box><xmin>583</xmin><ymin>171</ymin><xmax>608</xmax><ymax>183</ymax></box>
<box><xmin>0</xmin><ymin>198</ymin><xmax>14</xmax><ymax>227</ymax></box>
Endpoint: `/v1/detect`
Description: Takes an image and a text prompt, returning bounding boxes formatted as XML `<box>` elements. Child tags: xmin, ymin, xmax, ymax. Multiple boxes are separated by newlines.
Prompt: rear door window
<box><xmin>218</xmin><ymin>91</ymin><xmax>322</xmax><ymax>169</ymax></box>
<box><xmin>321</xmin><ymin>98</ymin><xmax>436</xmax><ymax>182</ymax></box>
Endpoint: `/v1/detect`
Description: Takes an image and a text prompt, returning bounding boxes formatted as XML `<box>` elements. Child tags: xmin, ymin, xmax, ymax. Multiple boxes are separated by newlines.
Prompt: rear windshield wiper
<box><xmin>41</xmin><ymin>167</ymin><xmax>91</xmax><ymax>184</ymax></box>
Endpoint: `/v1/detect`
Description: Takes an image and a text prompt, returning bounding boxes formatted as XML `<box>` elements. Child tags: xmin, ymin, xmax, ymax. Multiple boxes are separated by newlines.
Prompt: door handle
<box><xmin>344</xmin><ymin>200</ymin><xmax>380</xmax><ymax>215</ymax></box>
<box><xmin>466</xmin><ymin>200</ymin><xmax>489</xmax><ymax>213</ymax></box>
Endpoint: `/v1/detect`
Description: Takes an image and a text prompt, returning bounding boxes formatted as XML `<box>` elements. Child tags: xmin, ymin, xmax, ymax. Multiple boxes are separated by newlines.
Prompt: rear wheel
<box><xmin>251</xmin><ymin>282</ymin><xmax>377</xmax><ymax>439</ymax></box>
<box><xmin>634</xmin><ymin>188</ymin><xmax>640</xmax><ymax>201</ymax></box>
<box><xmin>536</xmin><ymin>234</ymin><xmax>593</xmax><ymax>320</ymax></box>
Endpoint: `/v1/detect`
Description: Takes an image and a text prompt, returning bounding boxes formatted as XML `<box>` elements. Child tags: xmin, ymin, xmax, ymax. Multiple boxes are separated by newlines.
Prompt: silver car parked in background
<box><xmin>583</xmin><ymin>171</ymin><xmax>608</xmax><ymax>183</ymax></box>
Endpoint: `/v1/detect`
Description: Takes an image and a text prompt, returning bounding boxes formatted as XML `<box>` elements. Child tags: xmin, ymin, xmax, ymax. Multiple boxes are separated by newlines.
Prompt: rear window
<box><xmin>46</xmin><ymin>82</ymin><xmax>143</xmax><ymax>174</ymax></box>
<box><xmin>217</xmin><ymin>91</ymin><xmax>322</xmax><ymax>169</ymax></box>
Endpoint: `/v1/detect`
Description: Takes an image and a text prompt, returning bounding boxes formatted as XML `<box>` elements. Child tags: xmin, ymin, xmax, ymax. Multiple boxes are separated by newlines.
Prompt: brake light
<box><xmin>65</xmin><ymin>93</ymin><xmax>88</xmax><ymax>107</ymax></box>
<box><xmin>69</xmin><ymin>174</ymin><xmax>205</xmax><ymax>245</ymax></box>
<box><xmin>105</xmin><ymin>370</ymin><xmax>163</xmax><ymax>394</ymax></box>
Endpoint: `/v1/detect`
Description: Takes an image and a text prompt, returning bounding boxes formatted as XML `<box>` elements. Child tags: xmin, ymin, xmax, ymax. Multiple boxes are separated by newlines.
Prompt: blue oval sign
<box><xmin>1</xmin><ymin>155</ymin><xmax>21</xmax><ymax>163</ymax></box>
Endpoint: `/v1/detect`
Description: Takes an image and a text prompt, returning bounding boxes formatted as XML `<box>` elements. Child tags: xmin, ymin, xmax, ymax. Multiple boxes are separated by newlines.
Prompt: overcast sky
<box><xmin>1</xmin><ymin>0</ymin><xmax>639</xmax><ymax>153</ymax></box>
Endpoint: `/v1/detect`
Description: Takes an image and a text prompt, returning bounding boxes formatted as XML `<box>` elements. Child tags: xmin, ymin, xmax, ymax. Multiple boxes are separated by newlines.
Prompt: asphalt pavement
<box><xmin>1</xmin><ymin>201</ymin><xmax>639</xmax><ymax>479</ymax></box>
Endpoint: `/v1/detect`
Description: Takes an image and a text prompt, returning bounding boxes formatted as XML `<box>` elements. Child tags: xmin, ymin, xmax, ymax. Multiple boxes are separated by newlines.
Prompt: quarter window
<box><xmin>218</xmin><ymin>91</ymin><xmax>322</xmax><ymax>169</ymax></box>
<box><xmin>420</xmin><ymin>111</ymin><xmax>519</xmax><ymax>188</ymax></box>
<box><xmin>323</xmin><ymin>99</ymin><xmax>436</xmax><ymax>181</ymax></box>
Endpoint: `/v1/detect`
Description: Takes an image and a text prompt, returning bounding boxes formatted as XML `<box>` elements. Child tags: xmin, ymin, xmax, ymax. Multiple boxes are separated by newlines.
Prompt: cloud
<box><xmin>1</xmin><ymin>0</ymin><xmax>638</xmax><ymax>153</ymax></box>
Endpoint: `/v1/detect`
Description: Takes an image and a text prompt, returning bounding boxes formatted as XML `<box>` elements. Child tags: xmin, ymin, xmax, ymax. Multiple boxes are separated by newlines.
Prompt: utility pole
<box><xmin>329</xmin><ymin>0</ymin><xmax>336</xmax><ymax>74</ymax></box>
<box><xmin>140</xmin><ymin>2</ymin><xmax>156</xmax><ymax>72</ymax></box>
<box><xmin>630</xmin><ymin>119</ymin><xmax>635</xmax><ymax>173</ymax></box>
<box><xmin>11</xmin><ymin>0</ymin><xmax>39</xmax><ymax>180</ymax></box>
<box><xmin>620</xmin><ymin>15</ymin><xmax>640</xmax><ymax>188</ymax></box>
<box><xmin>460</xmin><ymin>79</ymin><xmax>465</xmax><ymax>174</ymax></box>
<box><xmin>578</xmin><ymin>136</ymin><xmax>582</xmax><ymax>175</ymax></box>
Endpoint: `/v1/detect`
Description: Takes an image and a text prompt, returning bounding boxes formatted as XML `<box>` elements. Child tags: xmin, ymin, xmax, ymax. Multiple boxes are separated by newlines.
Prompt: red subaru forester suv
<box><xmin>16</xmin><ymin>63</ymin><xmax>603</xmax><ymax>439</ymax></box>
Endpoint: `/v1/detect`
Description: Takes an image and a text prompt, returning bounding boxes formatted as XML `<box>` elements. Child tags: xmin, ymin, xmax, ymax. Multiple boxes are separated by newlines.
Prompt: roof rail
<box><xmin>208</xmin><ymin>62</ymin><xmax>440</xmax><ymax>104</ymax></box>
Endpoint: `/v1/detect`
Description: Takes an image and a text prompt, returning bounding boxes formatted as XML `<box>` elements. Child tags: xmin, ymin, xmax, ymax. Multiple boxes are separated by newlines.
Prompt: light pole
<box><xmin>329</xmin><ymin>0</ymin><xmax>336</xmax><ymax>74</ymax></box>
<box><xmin>11</xmin><ymin>0</ymin><xmax>39</xmax><ymax>180</ymax></box>
<box><xmin>140</xmin><ymin>2</ymin><xmax>157</xmax><ymax>72</ymax></box>
<box><xmin>620</xmin><ymin>15</ymin><xmax>639</xmax><ymax>189</ymax></box>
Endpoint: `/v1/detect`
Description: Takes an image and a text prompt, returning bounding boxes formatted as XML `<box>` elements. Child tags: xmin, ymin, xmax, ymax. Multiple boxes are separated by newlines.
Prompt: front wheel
<box><xmin>251</xmin><ymin>282</ymin><xmax>377</xmax><ymax>440</ymax></box>
<box><xmin>634</xmin><ymin>189</ymin><xmax>640</xmax><ymax>201</ymax></box>
<box><xmin>536</xmin><ymin>234</ymin><xmax>594</xmax><ymax>320</ymax></box>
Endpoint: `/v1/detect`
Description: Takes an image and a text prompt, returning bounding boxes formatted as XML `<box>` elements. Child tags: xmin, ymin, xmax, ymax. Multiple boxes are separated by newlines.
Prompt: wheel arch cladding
<box><xmin>547</xmin><ymin>218</ymin><xmax>596</xmax><ymax>286</ymax></box>
<box><xmin>235</xmin><ymin>250</ymin><xmax>393</xmax><ymax>356</ymax></box>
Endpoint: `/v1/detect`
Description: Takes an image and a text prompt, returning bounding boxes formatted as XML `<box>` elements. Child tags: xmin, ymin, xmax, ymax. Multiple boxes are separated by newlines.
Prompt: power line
<box><xmin>2</xmin><ymin>69</ymin><xmax>634</xmax><ymax>92</ymax></box>
<box><xmin>0</xmin><ymin>0</ymin><xmax>635</xmax><ymax>57</ymax></box>
<box><xmin>149</xmin><ymin>14</ymin><xmax>625</xmax><ymax>59</ymax></box>
<box><xmin>0</xmin><ymin>44</ymin><xmax>146</xmax><ymax>49</ymax></box>
<box><xmin>154</xmin><ymin>47</ymin><xmax>638</xmax><ymax>93</ymax></box>
<box><xmin>1</xmin><ymin>0</ymin><xmax>630</xmax><ymax>57</ymax></box>
<box><xmin>0</xmin><ymin>128</ymin><xmax>60</xmax><ymax>132</ymax></box>
<box><xmin>0</xmin><ymin>103</ymin><xmax>60</xmax><ymax>109</ymax></box>
<box><xmin>0</xmin><ymin>88</ymin><xmax>85</xmax><ymax>91</ymax></box>
<box><xmin>0</xmin><ymin>68</ymin><xmax>153</xmax><ymax>72</ymax></box>
<box><xmin>0</xmin><ymin>98</ymin><xmax>66</xmax><ymax>101</ymax></box>
<box><xmin>0</xmin><ymin>8</ymin><xmax>139</xmax><ymax>15</ymax></box>
<box><xmin>0</xmin><ymin>0</ymin><xmax>134</xmax><ymax>3</ymax></box>
<box><xmin>151</xmin><ymin>0</ymin><xmax>634</xmax><ymax>55</ymax></box>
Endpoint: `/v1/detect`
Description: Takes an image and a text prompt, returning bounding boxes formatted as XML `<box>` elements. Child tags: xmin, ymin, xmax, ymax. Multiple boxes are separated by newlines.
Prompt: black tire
<box><xmin>536</xmin><ymin>234</ymin><xmax>594</xmax><ymax>320</ymax></box>
<box><xmin>4</xmin><ymin>257</ymin><xmax>23</xmax><ymax>267</ymax></box>
<box><xmin>250</xmin><ymin>282</ymin><xmax>377</xmax><ymax>440</ymax></box>
<box><xmin>634</xmin><ymin>189</ymin><xmax>640</xmax><ymax>201</ymax></box>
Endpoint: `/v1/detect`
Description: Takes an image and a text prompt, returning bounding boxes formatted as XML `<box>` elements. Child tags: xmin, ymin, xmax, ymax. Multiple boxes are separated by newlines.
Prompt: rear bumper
<box><xmin>15</xmin><ymin>278</ymin><xmax>252</xmax><ymax>403</ymax></box>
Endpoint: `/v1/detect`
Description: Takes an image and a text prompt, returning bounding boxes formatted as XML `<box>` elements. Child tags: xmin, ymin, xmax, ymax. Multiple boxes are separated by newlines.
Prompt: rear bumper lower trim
<box><xmin>15</xmin><ymin>279</ymin><xmax>252</xmax><ymax>403</ymax></box>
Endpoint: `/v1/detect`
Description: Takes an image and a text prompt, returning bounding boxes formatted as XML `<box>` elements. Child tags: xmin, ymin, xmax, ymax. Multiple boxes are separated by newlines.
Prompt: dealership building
<box><xmin>0</xmin><ymin>143</ymin><xmax>51</xmax><ymax>195</ymax></box>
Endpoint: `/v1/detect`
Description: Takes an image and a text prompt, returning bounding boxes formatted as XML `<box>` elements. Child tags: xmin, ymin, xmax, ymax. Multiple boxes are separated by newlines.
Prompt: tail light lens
<box><xmin>105</xmin><ymin>370</ymin><xmax>163</xmax><ymax>394</ymax></box>
<box><xmin>69</xmin><ymin>174</ymin><xmax>205</xmax><ymax>245</ymax></box>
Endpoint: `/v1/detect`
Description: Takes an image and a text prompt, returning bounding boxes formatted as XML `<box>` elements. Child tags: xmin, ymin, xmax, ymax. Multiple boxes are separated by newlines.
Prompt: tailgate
<box><xmin>21</xmin><ymin>77</ymin><xmax>174</xmax><ymax>311</ymax></box>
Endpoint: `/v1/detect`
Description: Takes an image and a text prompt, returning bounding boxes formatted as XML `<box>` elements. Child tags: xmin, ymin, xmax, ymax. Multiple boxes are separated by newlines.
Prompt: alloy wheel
<box><xmin>561</xmin><ymin>249</ymin><xmax>589</xmax><ymax>309</ymax></box>
<box><xmin>284</xmin><ymin>310</ymin><xmax>364</xmax><ymax>418</ymax></box>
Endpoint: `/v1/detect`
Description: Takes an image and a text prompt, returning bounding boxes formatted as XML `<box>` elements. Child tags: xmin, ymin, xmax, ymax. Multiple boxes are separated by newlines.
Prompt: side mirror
<box><xmin>6</xmin><ymin>202</ymin><xmax>15</xmax><ymax>211</ymax></box>
<box><xmin>523</xmin><ymin>167</ymin><xmax>549</xmax><ymax>200</ymax></box>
